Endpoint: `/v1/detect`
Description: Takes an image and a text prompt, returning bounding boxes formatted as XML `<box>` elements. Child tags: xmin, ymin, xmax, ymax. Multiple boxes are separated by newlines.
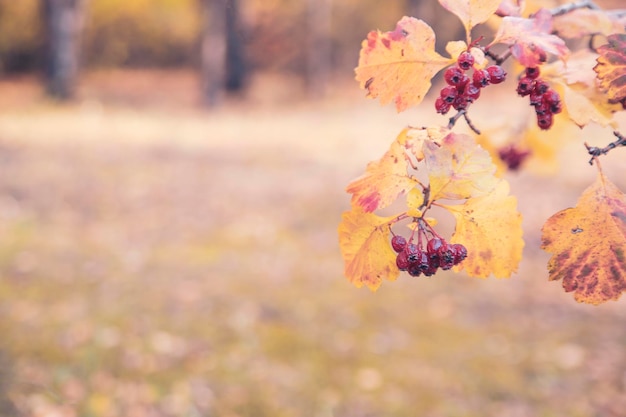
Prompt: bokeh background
<box><xmin>0</xmin><ymin>1</ymin><xmax>625</xmax><ymax>416</ymax></box>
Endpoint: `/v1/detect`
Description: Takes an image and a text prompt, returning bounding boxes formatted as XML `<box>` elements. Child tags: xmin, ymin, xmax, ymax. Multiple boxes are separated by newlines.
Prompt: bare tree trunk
<box><xmin>305</xmin><ymin>0</ymin><xmax>332</xmax><ymax>97</ymax></box>
<box><xmin>224</xmin><ymin>0</ymin><xmax>246</xmax><ymax>92</ymax></box>
<box><xmin>41</xmin><ymin>0</ymin><xmax>85</xmax><ymax>100</ymax></box>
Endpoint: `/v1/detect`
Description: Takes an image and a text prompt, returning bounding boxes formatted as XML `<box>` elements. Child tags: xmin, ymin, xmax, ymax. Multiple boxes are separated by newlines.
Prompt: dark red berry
<box><xmin>525</xmin><ymin>67</ymin><xmax>540</xmax><ymax>79</ymax></box>
<box><xmin>416</xmin><ymin>251</ymin><xmax>430</xmax><ymax>271</ymax></box>
<box><xmin>534</xmin><ymin>101</ymin><xmax>550</xmax><ymax>116</ymax></box>
<box><xmin>427</xmin><ymin>238</ymin><xmax>444</xmax><ymax>254</ymax></box>
<box><xmin>451</xmin><ymin>244</ymin><xmax>467</xmax><ymax>264</ymax></box>
<box><xmin>435</xmin><ymin>97</ymin><xmax>451</xmax><ymax>115</ymax></box>
<box><xmin>498</xmin><ymin>145</ymin><xmax>530</xmax><ymax>171</ymax></box>
<box><xmin>543</xmin><ymin>89</ymin><xmax>562</xmax><ymax>113</ymax></box>
<box><xmin>457</xmin><ymin>51</ymin><xmax>475</xmax><ymax>70</ymax></box>
<box><xmin>444</xmin><ymin>66</ymin><xmax>465</xmax><ymax>86</ymax></box>
<box><xmin>464</xmin><ymin>84</ymin><xmax>481</xmax><ymax>102</ymax></box>
<box><xmin>516</xmin><ymin>77</ymin><xmax>534</xmax><ymax>96</ymax></box>
<box><xmin>440</xmin><ymin>85</ymin><xmax>458</xmax><ymax>103</ymax></box>
<box><xmin>452</xmin><ymin>95</ymin><xmax>468</xmax><ymax>111</ymax></box>
<box><xmin>396</xmin><ymin>251</ymin><xmax>409</xmax><ymax>271</ymax></box>
<box><xmin>529</xmin><ymin>91</ymin><xmax>543</xmax><ymax>107</ymax></box>
<box><xmin>472</xmin><ymin>69</ymin><xmax>490</xmax><ymax>88</ymax></box>
<box><xmin>486</xmin><ymin>65</ymin><xmax>506</xmax><ymax>84</ymax></box>
<box><xmin>537</xmin><ymin>112</ymin><xmax>553</xmax><ymax>130</ymax></box>
<box><xmin>533</xmin><ymin>80</ymin><xmax>550</xmax><ymax>95</ymax></box>
<box><xmin>408</xmin><ymin>263</ymin><xmax>422</xmax><ymax>277</ymax></box>
<box><xmin>406</xmin><ymin>244</ymin><xmax>419</xmax><ymax>262</ymax></box>
<box><xmin>391</xmin><ymin>235</ymin><xmax>407</xmax><ymax>253</ymax></box>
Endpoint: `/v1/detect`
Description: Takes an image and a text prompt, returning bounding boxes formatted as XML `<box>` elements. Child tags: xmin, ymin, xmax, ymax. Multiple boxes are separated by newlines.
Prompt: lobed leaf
<box><xmin>594</xmin><ymin>33</ymin><xmax>626</xmax><ymax>105</ymax></box>
<box><xmin>541</xmin><ymin>172</ymin><xmax>626</xmax><ymax>304</ymax></box>
<box><xmin>438</xmin><ymin>0</ymin><xmax>501</xmax><ymax>41</ymax></box>
<box><xmin>443</xmin><ymin>181</ymin><xmax>524</xmax><ymax>278</ymax></box>
<box><xmin>424</xmin><ymin>132</ymin><xmax>499</xmax><ymax>202</ymax></box>
<box><xmin>492</xmin><ymin>8</ymin><xmax>569</xmax><ymax>67</ymax></box>
<box><xmin>338</xmin><ymin>207</ymin><xmax>399</xmax><ymax>291</ymax></box>
<box><xmin>355</xmin><ymin>17</ymin><xmax>453</xmax><ymax>112</ymax></box>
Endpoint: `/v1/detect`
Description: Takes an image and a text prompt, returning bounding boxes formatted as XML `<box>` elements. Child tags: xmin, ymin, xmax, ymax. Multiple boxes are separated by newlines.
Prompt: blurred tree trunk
<box><xmin>200</xmin><ymin>0</ymin><xmax>247</xmax><ymax>106</ymax></box>
<box><xmin>41</xmin><ymin>0</ymin><xmax>85</xmax><ymax>100</ymax></box>
<box><xmin>305</xmin><ymin>0</ymin><xmax>332</xmax><ymax>97</ymax></box>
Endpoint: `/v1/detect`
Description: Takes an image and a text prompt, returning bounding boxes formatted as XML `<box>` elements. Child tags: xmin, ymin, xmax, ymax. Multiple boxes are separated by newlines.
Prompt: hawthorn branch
<box><xmin>585</xmin><ymin>131</ymin><xmax>626</xmax><ymax>165</ymax></box>
<box><xmin>448</xmin><ymin>110</ymin><xmax>481</xmax><ymax>135</ymax></box>
<box><xmin>548</xmin><ymin>0</ymin><xmax>600</xmax><ymax>16</ymax></box>
<box><xmin>484</xmin><ymin>49</ymin><xmax>512</xmax><ymax>66</ymax></box>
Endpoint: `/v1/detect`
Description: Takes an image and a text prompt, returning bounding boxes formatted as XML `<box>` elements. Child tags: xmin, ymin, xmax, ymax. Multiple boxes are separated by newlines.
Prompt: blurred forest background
<box><xmin>0</xmin><ymin>0</ymin><xmax>464</xmax><ymax>103</ymax></box>
<box><xmin>0</xmin><ymin>1</ymin><xmax>626</xmax><ymax>417</ymax></box>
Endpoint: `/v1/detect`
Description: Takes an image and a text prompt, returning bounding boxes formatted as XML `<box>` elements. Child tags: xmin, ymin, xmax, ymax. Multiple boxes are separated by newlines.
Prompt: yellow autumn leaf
<box><xmin>439</xmin><ymin>0</ymin><xmax>502</xmax><ymax>42</ymax></box>
<box><xmin>346</xmin><ymin>128</ymin><xmax>420</xmax><ymax>212</ymax></box>
<box><xmin>541</xmin><ymin>171</ymin><xmax>626</xmax><ymax>305</ymax></box>
<box><xmin>338</xmin><ymin>207</ymin><xmax>399</xmax><ymax>291</ymax></box>
<box><xmin>355</xmin><ymin>17</ymin><xmax>453</xmax><ymax>112</ymax></box>
<box><xmin>424</xmin><ymin>132</ymin><xmax>499</xmax><ymax>202</ymax></box>
<box><xmin>442</xmin><ymin>181</ymin><xmax>524</xmax><ymax>278</ymax></box>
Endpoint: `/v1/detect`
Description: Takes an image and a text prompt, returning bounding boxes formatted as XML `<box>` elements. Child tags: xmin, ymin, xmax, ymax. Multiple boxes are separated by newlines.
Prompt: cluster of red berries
<box><xmin>498</xmin><ymin>144</ymin><xmax>531</xmax><ymax>171</ymax></box>
<box><xmin>391</xmin><ymin>235</ymin><xmax>467</xmax><ymax>277</ymax></box>
<box><xmin>516</xmin><ymin>66</ymin><xmax>562</xmax><ymax>130</ymax></box>
<box><xmin>435</xmin><ymin>51</ymin><xmax>507</xmax><ymax>115</ymax></box>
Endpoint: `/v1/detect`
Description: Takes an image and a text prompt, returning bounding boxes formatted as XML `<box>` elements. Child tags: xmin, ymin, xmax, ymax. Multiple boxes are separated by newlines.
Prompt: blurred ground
<box><xmin>0</xmin><ymin>70</ymin><xmax>625</xmax><ymax>417</ymax></box>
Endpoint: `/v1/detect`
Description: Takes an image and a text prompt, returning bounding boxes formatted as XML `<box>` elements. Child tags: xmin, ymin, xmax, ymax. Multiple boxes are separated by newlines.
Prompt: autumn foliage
<box><xmin>339</xmin><ymin>0</ymin><xmax>626</xmax><ymax>305</ymax></box>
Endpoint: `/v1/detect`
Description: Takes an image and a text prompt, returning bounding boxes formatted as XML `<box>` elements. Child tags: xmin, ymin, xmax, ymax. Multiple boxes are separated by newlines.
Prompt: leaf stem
<box><xmin>585</xmin><ymin>131</ymin><xmax>626</xmax><ymax>165</ymax></box>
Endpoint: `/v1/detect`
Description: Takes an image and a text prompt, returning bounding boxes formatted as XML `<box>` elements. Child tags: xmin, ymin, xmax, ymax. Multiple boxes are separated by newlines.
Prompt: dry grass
<box><xmin>0</xmin><ymin>70</ymin><xmax>625</xmax><ymax>417</ymax></box>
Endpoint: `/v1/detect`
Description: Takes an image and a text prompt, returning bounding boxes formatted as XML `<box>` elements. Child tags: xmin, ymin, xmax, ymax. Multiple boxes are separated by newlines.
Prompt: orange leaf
<box><xmin>553</xmin><ymin>9</ymin><xmax>624</xmax><ymax>39</ymax></box>
<box><xmin>424</xmin><ymin>132</ymin><xmax>498</xmax><ymax>201</ymax></box>
<box><xmin>492</xmin><ymin>8</ymin><xmax>569</xmax><ymax>67</ymax></box>
<box><xmin>355</xmin><ymin>17</ymin><xmax>453</xmax><ymax>112</ymax></box>
<box><xmin>346</xmin><ymin>128</ymin><xmax>417</xmax><ymax>212</ymax></box>
<box><xmin>346</xmin><ymin>127</ymin><xmax>447</xmax><ymax>212</ymax></box>
<box><xmin>438</xmin><ymin>0</ymin><xmax>502</xmax><ymax>41</ymax></box>
<box><xmin>541</xmin><ymin>171</ymin><xmax>626</xmax><ymax>304</ymax></box>
<box><xmin>443</xmin><ymin>181</ymin><xmax>524</xmax><ymax>278</ymax></box>
<box><xmin>594</xmin><ymin>34</ymin><xmax>626</xmax><ymax>105</ymax></box>
<box><xmin>338</xmin><ymin>207</ymin><xmax>398</xmax><ymax>291</ymax></box>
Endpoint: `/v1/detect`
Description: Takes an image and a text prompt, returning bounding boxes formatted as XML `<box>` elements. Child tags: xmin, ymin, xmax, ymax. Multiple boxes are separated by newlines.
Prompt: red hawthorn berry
<box><xmin>435</xmin><ymin>97</ymin><xmax>451</xmax><ymax>115</ymax></box>
<box><xmin>525</xmin><ymin>67</ymin><xmax>540</xmax><ymax>79</ymax></box>
<box><xmin>472</xmin><ymin>69</ymin><xmax>490</xmax><ymax>88</ymax></box>
<box><xmin>457</xmin><ymin>51</ymin><xmax>475</xmax><ymax>70</ymax></box>
<box><xmin>486</xmin><ymin>65</ymin><xmax>506</xmax><ymax>84</ymax></box>
<box><xmin>516</xmin><ymin>77</ymin><xmax>534</xmax><ymax>96</ymax></box>
<box><xmin>440</xmin><ymin>85</ymin><xmax>458</xmax><ymax>103</ymax></box>
<box><xmin>537</xmin><ymin>112</ymin><xmax>553</xmax><ymax>130</ymax></box>
<box><xmin>464</xmin><ymin>84</ymin><xmax>481</xmax><ymax>102</ymax></box>
<box><xmin>396</xmin><ymin>251</ymin><xmax>409</xmax><ymax>271</ymax></box>
<box><xmin>391</xmin><ymin>235</ymin><xmax>407</xmax><ymax>253</ymax></box>
<box><xmin>444</xmin><ymin>66</ymin><xmax>467</xmax><ymax>87</ymax></box>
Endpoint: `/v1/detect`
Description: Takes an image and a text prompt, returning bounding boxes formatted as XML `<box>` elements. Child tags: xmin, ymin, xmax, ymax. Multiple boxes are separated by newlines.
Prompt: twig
<box><xmin>548</xmin><ymin>0</ymin><xmax>600</xmax><ymax>17</ymax></box>
<box><xmin>585</xmin><ymin>131</ymin><xmax>626</xmax><ymax>165</ymax></box>
<box><xmin>484</xmin><ymin>49</ymin><xmax>512</xmax><ymax>66</ymax></box>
